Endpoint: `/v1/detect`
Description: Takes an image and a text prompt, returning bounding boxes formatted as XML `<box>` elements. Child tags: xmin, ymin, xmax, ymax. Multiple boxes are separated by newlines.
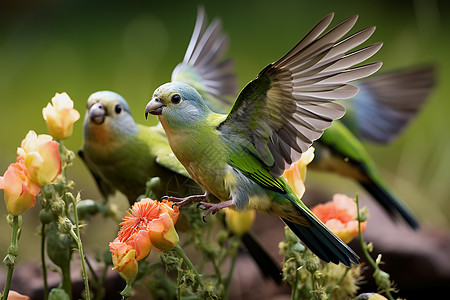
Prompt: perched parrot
<box><xmin>145</xmin><ymin>13</ymin><xmax>383</xmax><ymax>265</ymax></box>
<box><xmin>79</xmin><ymin>8</ymin><xmax>282</xmax><ymax>282</ymax></box>
<box><xmin>310</xmin><ymin>67</ymin><xmax>435</xmax><ymax>229</ymax></box>
<box><xmin>79</xmin><ymin>8</ymin><xmax>237</xmax><ymax>203</ymax></box>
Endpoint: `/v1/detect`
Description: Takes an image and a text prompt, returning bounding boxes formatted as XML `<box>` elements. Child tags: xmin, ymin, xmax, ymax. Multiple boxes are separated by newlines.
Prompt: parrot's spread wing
<box><xmin>341</xmin><ymin>66</ymin><xmax>436</xmax><ymax>143</ymax></box>
<box><xmin>156</xmin><ymin>153</ymin><xmax>191</xmax><ymax>178</ymax></box>
<box><xmin>218</xmin><ymin>13</ymin><xmax>382</xmax><ymax>177</ymax></box>
<box><xmin>171</xmin><ymin>6</ymin><xmax>237</xmax><ymax>113</ymax></box>
<box><xmin>78</xmin><ymin>149</ymin><xmax>116</xmax><ymax>200</ymax></box>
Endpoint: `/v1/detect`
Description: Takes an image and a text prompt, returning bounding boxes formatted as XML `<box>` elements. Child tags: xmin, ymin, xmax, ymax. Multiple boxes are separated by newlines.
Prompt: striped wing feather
<box><xmin>220</xmin><ymin>13</ymin><xmax>382</xmax><ymax>176</ymax></box>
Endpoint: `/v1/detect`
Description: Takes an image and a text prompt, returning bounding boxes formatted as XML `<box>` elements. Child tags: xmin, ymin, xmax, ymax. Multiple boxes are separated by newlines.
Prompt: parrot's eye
<box><xmin>115</xmin><ymin>104</ymin><xmax>122</xmax><ymax>114</ymax></box>
<box><xmin>171</xmin><ymin>94</ymin><xmax>182</xmax><ymax>104</ymax></box>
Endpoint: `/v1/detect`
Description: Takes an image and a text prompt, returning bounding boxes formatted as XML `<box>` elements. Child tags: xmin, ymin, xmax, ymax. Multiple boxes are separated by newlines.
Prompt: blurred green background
<box><xmin>0</xmin><ymin>0</ymin><xmax>449</xmax><ymax>263</ymax></box>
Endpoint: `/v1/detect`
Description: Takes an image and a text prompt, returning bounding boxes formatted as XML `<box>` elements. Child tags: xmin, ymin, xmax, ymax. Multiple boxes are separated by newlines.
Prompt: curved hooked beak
<box><xmin>145</xmin><ymin>97</ymin><xmax>165</xmax><ymax>119</ymax></box>
<box><xmin>89</xmin><ymin>102</ymin><xmax>106</xmax><ymax>125</ymax></box>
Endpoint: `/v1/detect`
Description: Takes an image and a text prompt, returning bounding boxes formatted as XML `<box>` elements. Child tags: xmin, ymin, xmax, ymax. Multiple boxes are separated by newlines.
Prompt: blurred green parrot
<box><xmin>310</xmin><ymin>67</ymin><xmax>435</xmax><ymax>229</ymax></box>
<box><xmin>79</xmin><ymin>8</ymin><xmax>237</xmax><ymax>203</ymax></box>
<box><xmin>145</xmin><ymin>14</ymin><xmax>382</xmax><ymax>265</ymax></box>
<box><xmin>79</xmin><ymin>8</ymin><xmax>282</xmax><ymax>282</ymax></box>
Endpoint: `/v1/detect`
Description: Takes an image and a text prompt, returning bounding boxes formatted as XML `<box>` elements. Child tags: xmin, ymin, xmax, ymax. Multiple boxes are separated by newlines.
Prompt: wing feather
<box><xmin>171</xmin><ymin>7</ymin><xmax>237</xmax><ymax>112</ymax></box>
<box><xmin>341</xmin><ymin>66</ymin><xmax>436</xmax><ymax>143</ymax></box>
<box><xmin>219</xmin><ymin>13</ymin><xmax>382</xmax><ymax>176</ymax></box>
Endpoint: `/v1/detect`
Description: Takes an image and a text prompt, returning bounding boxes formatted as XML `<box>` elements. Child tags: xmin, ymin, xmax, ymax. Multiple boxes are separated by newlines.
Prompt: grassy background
<box><xmin>0</xmin><ymin>0</ymin><xmax>449</xmax><ymax>261</ymax></box>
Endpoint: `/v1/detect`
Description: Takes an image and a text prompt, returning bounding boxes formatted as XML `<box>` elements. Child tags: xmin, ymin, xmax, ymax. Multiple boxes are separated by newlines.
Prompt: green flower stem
<box><xmin>84</xmin><ymin>255</ymin><xmax>99</xmax><ymax>284</ymax></box>
<box><xmin>177</xmin><ymin>260</ymin><xmax>183</xmax><ymax>300</ymax></box>
<box><xmin>209</xmin><ymin>254</ymin><xmax>223</xmax><ymax>284</ymax></box>
<box><xmin>222</xmin><ymin>246</ymin><xmax>238</xmax><ymax>300</ymax></box>
<box><xmin>67</xmin><ymin>193</ymin><xmax>90</xmax><ymax>300</ymax></box>
<box><xmin>1</xmin><ymin>215</ymin><xmax>20</xmax><ymax>300</ymax></box>
<box><xmin>356</xmin><ymin>196</ymin><xmax>394</xmax><ymax>300</ymax></box>
<box><xmin>335</xmin><ymin>266</ymin><xmax>350</xmax><ymax>287</ymax></box>
<box><xmin>61</xmin><ymin>264</ymin><xmax>72</xmax><ymax>297</ymax></box>
<box><xmin>120</xmin><ymin>283</ymin><xmax>132</xmax><ymax>299</ymax></box>
<box><xmin>41</xmin><ymin>224</ymin><xmax>49</xmax><ymax>300</ymax></box>
<box><xmin>173</xmin><ymin>244</ymin><xmax>206</xmax><ymax>289</ymax></box>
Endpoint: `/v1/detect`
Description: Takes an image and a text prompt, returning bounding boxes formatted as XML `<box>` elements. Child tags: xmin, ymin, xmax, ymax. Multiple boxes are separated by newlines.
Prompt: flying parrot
<box><xmin>145</xmin><ymin>13</ymin><xmax>383</xmax><ymax>265</ymax></box>
<box><xmin>79</xmin><ymin>7</ymin><xmax>237</xmax><ymax>203</ymax></box>
<box><xmin>309</xmin><ymin>67</ymin><xmax>435</xmax><ymax>229</ymax></box>
<box><xmin>79</xmin><ymin>8</ymin><xmax>282</xmax><ymax>282</ymax></box>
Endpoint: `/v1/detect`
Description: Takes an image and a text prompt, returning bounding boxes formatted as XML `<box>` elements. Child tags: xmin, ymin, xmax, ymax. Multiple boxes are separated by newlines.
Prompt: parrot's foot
<box><xmin>197</xmin><ymin>200</ymin><xmax>235</xmax><ymax>222</ymax></box>
<box><xmin>162</xmin><ymin>193</ymin><xmax>207</xmax><ymax>208</ymax></box>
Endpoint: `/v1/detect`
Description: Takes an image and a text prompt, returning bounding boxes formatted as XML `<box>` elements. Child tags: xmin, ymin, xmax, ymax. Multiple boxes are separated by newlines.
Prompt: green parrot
<box><xmin>310</xmin><ymin>67</ymin><xmax>435</xmax><ymax>229</ymax></box>
<box><xmin>79</xmin><ymin>8</ymin><xmax>237</xmax><ymax>203</ymax></box>
<box><xmin>79</xmin><ymin>8</ymin><xmax>283</xmax><ymax>282</ymax></box>
<box><xmin>145</xmin><ymin>13</ymin><xmax>382</xmax><ymax>265</ymax></box>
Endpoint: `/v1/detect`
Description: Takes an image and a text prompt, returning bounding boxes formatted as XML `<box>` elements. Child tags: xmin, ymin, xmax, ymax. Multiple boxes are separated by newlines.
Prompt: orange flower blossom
<box><xmin>42</xmin><ymin>92</ymin><xmax>80</xmax><ymax>140</ymax></box>
<box><xmin>17</xmin><ymin>130</ymin><xmax>61</xmax><ymax>186</ymax></box>
<box><xmin>283</xmin><ymin>147</ymin><xmax>315</xmax><ymax>198</ymax></box>
<box><xmin>0</xmin><ymin>157</ymin><xmax>40</xmax><ymax>216</ymax></box>
<box><xmin>311</xmin><ymin>194</ymin><xmax>366</xmax><ymax>244</ymax></box>
<box><xmin>110</xmin><ymin>198</ymin><xmax>180</xmax><ymax>280</ymax></box>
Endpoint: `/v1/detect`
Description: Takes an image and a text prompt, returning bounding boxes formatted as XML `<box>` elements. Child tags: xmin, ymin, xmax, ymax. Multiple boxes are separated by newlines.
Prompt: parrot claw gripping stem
<box><xmin>197</xmin><ymin>200</ymin><xmax>235</xmax><ymax>222</ymax></box>
<box><xmin>161</xmin><ymin>193</ymin><xmax>208</xmax><ymax>208</ymax></box>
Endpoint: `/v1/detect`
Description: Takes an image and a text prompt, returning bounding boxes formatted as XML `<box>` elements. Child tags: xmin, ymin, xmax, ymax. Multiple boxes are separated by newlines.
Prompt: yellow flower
<box><xmin>17</xmin><ymin>130</ymin><xmax>61</xmax><ymax>186</ymax></box>
<box><xmin>224</xmin><ymin>208</ymin><xmax>256</xmax><ymax>236</ymax></box>
<box><xmin>0</xmin><ymin>157</ymin><xmax>40</xmax><ymax>216</ymax></box>
<box><xmin>283</xmin><ymin>147</ymin><xmax>315</xmax><ymax>198</ymax></box>
<box><xmin>42</xmin><ymin>92</ymin><xmax>80</xmax><ymax>140</ymax></box>
<box><xmin>311</xmin><ymin>194</ymin><xmax>366</xmax><ymax>244</ymax></box>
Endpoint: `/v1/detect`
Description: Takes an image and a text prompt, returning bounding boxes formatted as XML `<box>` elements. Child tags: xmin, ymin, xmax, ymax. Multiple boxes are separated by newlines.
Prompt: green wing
<box><xmin>78</xmin><ymin>149</ymin><xmax>116</xmax><ymax>200</ymax></box>
<box><xmin>139</xmin><ymin>124</ymin><xmax>191</xmax><ymax>178</ymax></box>
<box><xmin>219</xmin><ymin>13</ymin><xmax>382</xmax><ymax>177</ymax></box>
<box><xmin>339</xmin><ymin>66</ymin><xmax>436</xmax><ymax>143</ymax></box>
<box><xmin>171</xmin><ymin>6</ymin><xmax>237</xmax><ymax>113</ymax></box>
<box><xmin>156</xmin><ymin>153</ymin><xmax>191</xmax><ymax>178</ymax></box>
<box><xmin>229</xmin><ymin>149</ymin><xmax>286</xmax><ymax>193</ymax></box>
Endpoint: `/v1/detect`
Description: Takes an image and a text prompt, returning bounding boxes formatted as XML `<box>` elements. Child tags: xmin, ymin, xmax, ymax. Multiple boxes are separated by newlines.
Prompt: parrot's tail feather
<box><xmin>241</xmin><ymin>232</ymin><xmax>283</xmax><ymax>284</ymax></box>
<box><xmin>281</xmin><ymin>216</ymin><xmax>359</xmax><ymax>267</ymax></box>
<box><xmin>359</xmin><ymin>181</ymin><xmax>419</xmax><ymax>229</ymax></box>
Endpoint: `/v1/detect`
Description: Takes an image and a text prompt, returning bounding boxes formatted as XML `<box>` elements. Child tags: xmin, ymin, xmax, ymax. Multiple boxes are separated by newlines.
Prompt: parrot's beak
<box><xmin>89</xmin><ymin>102</ymin><xmax>106</xmax><ymax>125</ymax></box>
<box><xmin>145</xmin><ymin>98</ymin><xmax>165</xmax><ymax>119</ymax></box>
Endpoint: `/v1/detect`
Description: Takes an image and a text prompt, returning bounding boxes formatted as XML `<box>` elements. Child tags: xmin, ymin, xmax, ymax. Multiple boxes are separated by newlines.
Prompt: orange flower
<box><xmin>283</xmin><ymin>147</ymin><xmax>315</xmax><ymax>198</ymax></box>
<box><xmin>0</xmin><ymin>157</ymin><xmax>40</xmax><ymax>216</ymax></box>
<box><xmin>110</xmin><ymin>198</ymin><xmax>180</xmax><ymax>279</ymax></box>
<box><xmin>224</xmin><ymin>208</ymin><xmax>256</xmax><ymax>236</ymax></box>
<box><xmin>6</xmin><ymin>290</ymin><xmax>30</xmax><ymax>300</ymax></box>
<box><xmin>109</xmin><ymin>239</ymin><xmax>139</xmax><ymax>283</ymax></box>
<box><xmin>42</xmin><ymin>92</ymin><xmax>80</xmax><ymax>140</ymax></box>
<box><xmin>311</xmin><ymin>194</ymin><xmax>366</xmax><ymax>244</ymax></box>
<box><xmin>17</xmin><ymin>131</ymin><xmax>61</xmax><ymax>186</ymax></box>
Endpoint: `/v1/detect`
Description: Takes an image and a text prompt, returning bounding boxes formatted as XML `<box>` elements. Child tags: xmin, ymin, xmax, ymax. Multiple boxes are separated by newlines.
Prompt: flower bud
<box><xmin>110</xmin><ymin>239</ymin><xmax>139</xmax><ymax>283</ymax></box>
<box><xmin>1</xmin><ymin>157</ymin><xmax>40</xmax><ymax>216</ymax></box>
<box><xmin>224</xmin><ymin>208</ymin><xmax>256</xmax><ymax>236</ymax></box>
<box><xmin>17</xmin><ymin>130</ymin><xmax>61</xmax><ymax>186</ymax></box>
<box><xmin>149</xmin><ymin>212</ymin><xmax>179</xmax><ymax>251</ymax></box>
<box><xmin>42</xmin><ymin>92</ymin><xmax>80</xmax><ymax>140</ymax></box>
<box><xmin>58</xmin><ymin>217</ymin><xmax>73</xmax><ymax>234</ymax></box>
<box><xmin>374</xmin><ymin>269</ymin><xmax>391</xmax><ymax>291</ymax></box>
